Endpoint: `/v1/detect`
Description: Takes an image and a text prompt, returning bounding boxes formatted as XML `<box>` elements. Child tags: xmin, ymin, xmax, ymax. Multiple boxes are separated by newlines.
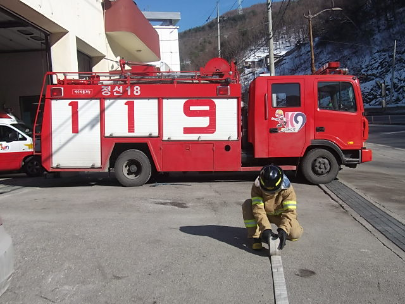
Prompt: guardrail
<box><xmin>366</xmin><ymin>115</ymin><xmax>405</xmax><ymax>125</ymax></box>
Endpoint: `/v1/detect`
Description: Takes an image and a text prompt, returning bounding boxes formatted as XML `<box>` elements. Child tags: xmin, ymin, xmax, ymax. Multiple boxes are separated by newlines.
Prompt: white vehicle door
<box><xmin>0</xmin><ymin>125</ymin><xmax>32</xmax><ymax>171</ymax></box>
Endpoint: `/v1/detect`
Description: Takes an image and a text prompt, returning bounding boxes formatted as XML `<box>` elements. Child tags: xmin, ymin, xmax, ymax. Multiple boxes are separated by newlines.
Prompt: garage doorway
<box><xmin>0</xmin><ymin>6</ymin><xmax>51</xmax><ymax>126</ymax></box>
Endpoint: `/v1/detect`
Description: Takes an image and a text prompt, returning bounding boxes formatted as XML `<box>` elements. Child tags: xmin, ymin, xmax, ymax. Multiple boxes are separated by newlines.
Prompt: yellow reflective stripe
<box><xmin>267</xmin><ymin>210</ymin><xmax>284</xmax><ymax>216</ymax></box>
<box><xmin>260</xmin><ymin>176</ymin><xmax>281</xmax><ymax>190</ymax></box>
<box><xmin>275</xmin><ymin>176</ymin><xmax>282</xmax><ymax>186</ymax></box>
<box><xmin>282</xmin><ymin>201</ymin><xmax>297</xmax><ymax>210</ymax></box>
<box><xmin>267</xmin><ymin>206</ymin><xmax>296</xmax><ymax>216</ymax></box>
<box><xmin>244</xmin><ymin>219</ymin><xmax>257</xmax><ymax>228</ymax></box>
<box><xmin>252</xmin><ymin>197</ymin><xmax>264</xmax><ymax>205</ymax></box>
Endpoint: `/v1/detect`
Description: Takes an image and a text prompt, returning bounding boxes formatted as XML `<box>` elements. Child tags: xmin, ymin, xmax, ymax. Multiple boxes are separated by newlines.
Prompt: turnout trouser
<box><xmin>242</xmin><ymin>199</ymin><xmax>303</xmax><ymax>239</ymax></box>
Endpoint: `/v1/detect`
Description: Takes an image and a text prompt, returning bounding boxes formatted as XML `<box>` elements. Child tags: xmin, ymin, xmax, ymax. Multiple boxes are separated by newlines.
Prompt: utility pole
<box><xmin>217</xmin><ymin>1</ymin><xmax>221</xmax><ymax>58</ymax></box>
<box><xmin>306</xmin><ymin>11</ymin><xmax>315</xmax><ymax>74</ymax></box>
<box><xmin>267</xmin><ymin>0</ymin><xmax>275</xmax><ymax>76</ymax></box>
<box><xmin>390</xmin><ymin>39</ymin><xmax>396</xmax><ymax>104</ymax></box>
<box><xmin>238</xmin><ymin>0</ymin><xmax>243</xmax><ymax>15</ymax></box>
<box><xmin>304</xmin><ymin>7</ymin><xmax>342</xmax><ymax>74</ymax></box>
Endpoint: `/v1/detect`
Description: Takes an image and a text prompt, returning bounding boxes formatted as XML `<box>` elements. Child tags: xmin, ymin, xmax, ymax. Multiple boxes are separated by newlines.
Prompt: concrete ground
<box><xmin>0</xmin><ymin>172</ymin><xmax>404</xmax><ymax>303</ymax></box>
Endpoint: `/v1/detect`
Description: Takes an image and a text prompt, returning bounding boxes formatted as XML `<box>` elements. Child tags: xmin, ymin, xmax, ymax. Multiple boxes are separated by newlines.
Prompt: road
<box><xmin>0</xmin><ymin>124</ymin><xmax>404</xmax><ymax>303</ymax></box>
<box><xmin>0</xmin><ymin>171</ymin><xmax>404</xmax><ymax>303</ymax></box>
<box><xmin>368</xmin><ymin>124</ymin><xmax>405</xmax><ymax>149</ymax></box>
<box><xmin>338</xmin><ymin>124</ymin><xmax>405</xmax><ymax>221</ymax></box>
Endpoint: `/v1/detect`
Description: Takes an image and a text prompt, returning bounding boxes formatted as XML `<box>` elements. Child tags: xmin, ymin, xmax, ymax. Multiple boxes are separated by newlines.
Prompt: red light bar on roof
<box><xmin>0</xmin><ymin>112</ymin><xmax>11</xmax><ymax>119</ymax></box>
<box><xmin>315</xmin><ymin>62</ymin><xmax>348</xmax><ymax>75</ymax></box>
<box><xmin>327</xmin><ymin>62</ymin><xmax>340</xmax><ymax>69</ymax></box>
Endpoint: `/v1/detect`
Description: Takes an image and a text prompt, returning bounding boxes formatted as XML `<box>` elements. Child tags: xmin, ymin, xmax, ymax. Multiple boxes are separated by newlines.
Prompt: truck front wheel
<box><xmin>114</xmin><ymin>149</ymin><xmax>151</xmax><ymax>187</ymax></box>
<box><xmin>301</xmin><ymin>149</ymin><xmax>339</xmax><ymax>184</ymax></box>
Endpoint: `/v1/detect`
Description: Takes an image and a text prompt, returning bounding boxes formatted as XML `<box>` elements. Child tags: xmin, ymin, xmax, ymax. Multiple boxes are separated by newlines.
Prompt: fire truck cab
<box><xmin>246</xmin><ymin>61</ymin><xmax>372</xmax><ymax>183</ymax></box>
<box><xmin>0</xmin><ymin>112</ymin><xmax>43</xmax><ymax>176</ymax></box>
<box><xmin>34</xmin><ymin>58</ymin><xmax>371</xmax><ymax>186</ymax></box>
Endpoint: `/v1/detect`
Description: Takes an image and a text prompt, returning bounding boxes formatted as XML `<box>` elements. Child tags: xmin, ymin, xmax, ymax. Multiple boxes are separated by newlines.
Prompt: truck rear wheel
<box><xmin>24</xmin><ymin>156</ymin><xmax>44</xmax><ymax>177</ymax></box>
<box><xmin>114</xmin><ymin>149</ymin><xmax>151</xmax><ymax>187</ymax></box>
<box><xmin>301</xmin><ymin>149</ymin><xmax>339</xmax><ymax>184</ymax></box>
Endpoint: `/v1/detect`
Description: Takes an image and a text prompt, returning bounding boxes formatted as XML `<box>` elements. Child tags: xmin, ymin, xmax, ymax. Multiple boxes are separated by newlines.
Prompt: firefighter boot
<box><xmin>252</xmin><ymin>238</ymin><xmax>263</xmax><ymax>250</ymax></box>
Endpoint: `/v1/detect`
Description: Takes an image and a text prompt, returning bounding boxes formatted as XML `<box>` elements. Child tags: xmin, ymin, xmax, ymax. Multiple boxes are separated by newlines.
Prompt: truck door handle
<box><xmin>270</xmin><ymin>128</ymin><xmax>278</xmax><ymax>133</ymax></box>
<box><xmin>316</xmin><ymin>127</ymin><xmax>325</xmax><ymax>132</ymax></box>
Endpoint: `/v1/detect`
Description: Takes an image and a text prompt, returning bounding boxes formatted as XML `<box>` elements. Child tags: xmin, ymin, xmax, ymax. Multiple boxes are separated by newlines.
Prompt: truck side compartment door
<box><xmin>104</xmin><ymin>99</ymin><xmax>158</xmax><ymax>137</ymax></box>
<box><xmin>51</xmin><ymin>99</ymin><xmax>101</xmax><ymax>168</ymax></box>
<box><xmin>267</xmin><ymin>80</ymin><xmax>307</xmax><ymax>158</ymax></box>
<box><xmin>162</xmin><ymin>98</ymin><xmax>238</xmax><ymax>171</ymax></box>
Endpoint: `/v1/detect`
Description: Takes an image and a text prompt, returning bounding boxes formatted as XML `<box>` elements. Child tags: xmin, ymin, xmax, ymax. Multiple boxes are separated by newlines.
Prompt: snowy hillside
<box><xmin>273</xmin><ymin>7</ymin><xmax>405</xmax><ymax>108</ymax></box>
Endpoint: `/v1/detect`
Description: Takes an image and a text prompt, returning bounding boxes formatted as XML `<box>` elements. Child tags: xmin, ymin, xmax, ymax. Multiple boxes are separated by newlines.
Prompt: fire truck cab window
<box><xmin>271</xmin><ymin>83</ymin><xmax>301</xmax><ymax>108</ymax></box>
<box><xmin>318</xmin><ymin>82</ymin><xmax>357</xmax><ymax>112</ymax></box>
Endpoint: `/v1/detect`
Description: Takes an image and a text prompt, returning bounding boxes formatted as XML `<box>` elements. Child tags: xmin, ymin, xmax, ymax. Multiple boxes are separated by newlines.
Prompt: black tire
<box><xmin>24</xmin><ymin>156</ymin><xmax>44</xmax><ymax>177</ymax></box>
<box><xmin>114</xmin><ymin>149</ymin><xmax>151</xmax><ymax>187</ymax></box>
<box><xmin>301</xmin><ymin>149</ymin><xmax>339</xmax><ymax>184</ymax></box>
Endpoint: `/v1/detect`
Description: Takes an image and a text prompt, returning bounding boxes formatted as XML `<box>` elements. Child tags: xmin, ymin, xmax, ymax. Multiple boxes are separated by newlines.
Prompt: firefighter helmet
<box><xmin>259</xmin><ymin>165</ymin><xmax>284</xmax><ymax>193</ymax></box>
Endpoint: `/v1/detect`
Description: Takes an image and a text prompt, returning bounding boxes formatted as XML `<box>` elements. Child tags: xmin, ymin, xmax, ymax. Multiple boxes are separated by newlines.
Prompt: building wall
<box><xmin>150</xmin><ymin>26</ymin><xmax>180</xmax><ymax>71</ymax></box>
<box><xmin>0</xmin><ymin>0</ymin><xmax>160</xmax><ymax>124</ymax></box>
<box><xmin>19</xmin><ymin>0</ymin><xmax>109</xmax><ymax>72</ymax></box>
<box><xmin>3</xmin><ymin>0</ymin><xmax>159</xmax><ymax>73</ymax></box>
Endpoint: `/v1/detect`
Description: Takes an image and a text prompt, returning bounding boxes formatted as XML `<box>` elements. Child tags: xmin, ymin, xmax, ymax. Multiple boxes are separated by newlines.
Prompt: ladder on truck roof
<box><xmin>51</xmin><ymin>57</ymin><xmax>239</xmax><ymax>86</ymax></box>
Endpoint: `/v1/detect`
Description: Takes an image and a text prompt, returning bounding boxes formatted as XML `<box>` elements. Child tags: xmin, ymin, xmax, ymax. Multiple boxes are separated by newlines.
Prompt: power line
<box><xmin>182</xmin><ymin>0</ymin><xmax>294</xmax><ymax>66</ymax></box>
<box><xmin>181</xmin><ymin>22</ymin><xmax>266</xmax><ymax>42</ymax></box>
<box><xmin>205</xmin><ymin>2</ymin><xmax>218</xmax><ymax>23</ymax></box>
<box><xmin>182</xmin><ymin>2</ymin><xmax>289</xmax><ymax>42</ymax></box>
<box><xmin>229</xmin><ymin>0</ymin><xmax>238</xmax><ymax>12</ymax></box>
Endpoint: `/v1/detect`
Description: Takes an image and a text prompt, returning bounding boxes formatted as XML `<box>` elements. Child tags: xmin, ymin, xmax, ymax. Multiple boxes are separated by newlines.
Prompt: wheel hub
<box><xmin>313</xmin><ymin>157</ymin><xmax>331</xmax><ymax>175</ymax></box>
<box><xmin>129</xmin><ymin>164</ymin><xmax>138</xmax><ymax>173</ymax></box>
<box><xmin>124</xmin><ymin>160</ymin><xmax>141</xmax><ymax>178</ymax></box>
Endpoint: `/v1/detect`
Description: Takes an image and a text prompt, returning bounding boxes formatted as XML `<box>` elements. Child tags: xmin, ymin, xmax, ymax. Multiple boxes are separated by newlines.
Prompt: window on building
<box><xmin>271</xmin><ymin>83</ymin><xmax>301</xmax><ymax>107</ymax></box>
<box><xmin>78</xmin><ymin>51</ymin><xmax>92</xmax><ymax>72</ymax></box>
<box><xmin>318</xmin><ymin>82</ymin><xmax>357</xmax><ymax>112</ymax></box>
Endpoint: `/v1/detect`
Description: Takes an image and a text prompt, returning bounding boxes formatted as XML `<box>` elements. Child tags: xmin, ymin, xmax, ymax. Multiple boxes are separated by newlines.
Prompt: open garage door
<box><xmin>0</xmin><ymin>6</ymin><xmax>50</xmax><ymax>127</ymax></box>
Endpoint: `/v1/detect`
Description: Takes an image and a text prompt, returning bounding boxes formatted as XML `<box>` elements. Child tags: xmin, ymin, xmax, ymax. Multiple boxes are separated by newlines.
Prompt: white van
<box><xmin>0</xmin><ymin>112</ymin><xmax>43</xmax><ymax>176</ymax></box>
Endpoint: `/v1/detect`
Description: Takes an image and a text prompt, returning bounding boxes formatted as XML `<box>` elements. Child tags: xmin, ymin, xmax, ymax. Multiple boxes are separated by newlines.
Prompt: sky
<box><xmin>134</xmin><ymin>0</ymin><xmax>273</xmax><ymax>32</ymax></box>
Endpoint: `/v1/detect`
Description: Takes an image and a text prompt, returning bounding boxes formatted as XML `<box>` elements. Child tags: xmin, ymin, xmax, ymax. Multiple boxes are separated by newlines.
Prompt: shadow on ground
<box><xmin>0</xmin><ymin>170</ymin><xmax>309</xmax><ymax>189</ymax></box>
<box><xmin>180</xmin><ymin>224</ymin><xmax>269</xmax><ymax>257</ymax></box>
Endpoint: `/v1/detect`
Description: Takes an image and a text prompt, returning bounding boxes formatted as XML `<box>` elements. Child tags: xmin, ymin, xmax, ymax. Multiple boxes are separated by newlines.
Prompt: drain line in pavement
<box><xmin>322</xmin><ymin>180</ymin><xmax>405</xmax><ymax>252</ymax></box>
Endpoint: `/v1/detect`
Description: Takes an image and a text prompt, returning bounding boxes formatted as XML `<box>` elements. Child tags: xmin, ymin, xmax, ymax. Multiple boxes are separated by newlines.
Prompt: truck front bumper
<box><xmin>361</xmin><ymin>148</ymin><xmax>372</xmax><ymax>163</ymax></box>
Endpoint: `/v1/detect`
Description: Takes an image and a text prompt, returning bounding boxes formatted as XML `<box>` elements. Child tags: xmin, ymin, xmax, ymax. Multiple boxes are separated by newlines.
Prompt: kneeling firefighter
<box><xmin>242</xmin><ymin>165</ymin><xmax>303</xmax><ymax>250</ymax></box>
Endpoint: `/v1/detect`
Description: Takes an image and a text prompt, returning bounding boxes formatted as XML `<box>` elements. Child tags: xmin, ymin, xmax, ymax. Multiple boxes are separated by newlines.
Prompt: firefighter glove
<box><xmin>277</xmin><ymin>228</ymin><xmax>287</xmax><ymax>250</ymax></box>
<box><xmin>261</xmin><ymin>229</ymin><xmax>274</xmax><ymax>243</ymax></box>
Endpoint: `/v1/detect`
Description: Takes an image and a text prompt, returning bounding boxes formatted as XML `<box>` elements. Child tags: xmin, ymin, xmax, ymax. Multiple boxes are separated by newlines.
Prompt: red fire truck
<box><xmin>33</xmin><ymin>58</ymin><xmax>372</xmax><ymax>186</ymax></box>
